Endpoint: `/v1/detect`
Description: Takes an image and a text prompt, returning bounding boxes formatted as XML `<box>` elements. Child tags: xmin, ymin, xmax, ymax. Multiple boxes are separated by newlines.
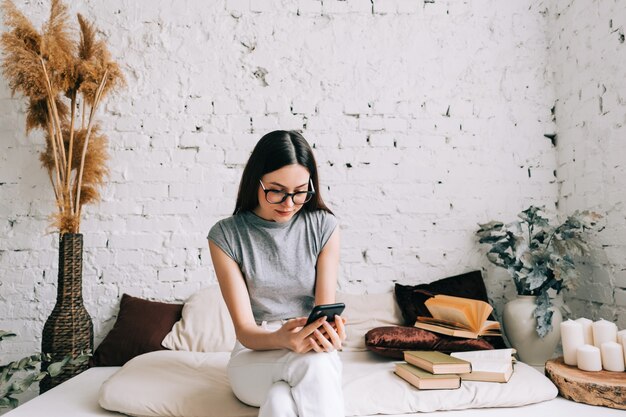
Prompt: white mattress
<box><xmin>3</xmin><ymin>366</ymin><xmax>623</xmax><ymax>417</ymax></box>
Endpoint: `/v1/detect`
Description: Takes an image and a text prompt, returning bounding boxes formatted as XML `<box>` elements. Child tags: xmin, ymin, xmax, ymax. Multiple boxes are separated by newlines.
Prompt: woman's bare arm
<box><xmin>314</xmin><ymin>228</ymin><xmax>340</xmax><ymax>305</ymax></box>
<box><xmin>311</xmin><ymin>228</ymin><xmax>346</xmax><ymax>350</ymax></box>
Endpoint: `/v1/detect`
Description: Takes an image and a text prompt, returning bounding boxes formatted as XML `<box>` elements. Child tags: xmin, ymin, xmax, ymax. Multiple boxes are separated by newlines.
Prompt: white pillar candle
<box><xmin>592</xmin><ymin>319</ymin><xmax>617</xmax><ymax>347</ymax></box>
<box><xmin>622</xmin><ymin>335</ymin><xmax>626</xmax><ymax>365</ymax></box>
<box><xmin>560</xmin><ymin>320</ymin><xmax>585</xmax><ymax>366</ymax></box>
<box><xmin>600</xmin><ymin>342</ymin><xmax>625</xmax><ymax>372</ymax></box>
<box><xmin>577</xmin><ymin>344</ymin><xmax>602</xmax><ymax>371</ymax></box>
<box><xmin>617</xmin><ymin>329</ymin><xmax>626</xmax><ymax>345</ymax></box>
<box><xmin>575</xmin><ymin>317</ymin><xmax>594</xmax><ymax>345</ymax></box>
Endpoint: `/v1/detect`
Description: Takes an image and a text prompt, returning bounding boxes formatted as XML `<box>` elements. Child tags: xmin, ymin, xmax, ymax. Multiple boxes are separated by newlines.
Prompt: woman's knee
<box><xmin>227</xmin><ymin>348</ymin><xmax>292</xmax><ymax>406</ymax></box>
<box><xmin>227</xmin><ymin>364</ymin><xmax>266</xmax><ymax>407</ymax></box>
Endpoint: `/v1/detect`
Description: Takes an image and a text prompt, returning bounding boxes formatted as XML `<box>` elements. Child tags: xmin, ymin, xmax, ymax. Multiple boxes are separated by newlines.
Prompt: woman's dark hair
<box><xmin>233</xmin><ymin>130</ymin><xmax>332</xmax><ymax>215</ymax></box>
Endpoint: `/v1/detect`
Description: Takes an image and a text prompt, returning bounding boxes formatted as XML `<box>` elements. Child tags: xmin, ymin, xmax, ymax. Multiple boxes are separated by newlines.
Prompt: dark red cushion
<box><xmin>365</xmin><ymin>326</ymin><xmax>495</xmax><ymax>359</ymax></box>
<box><xmin>90</xmin><ymin>294</ymin><xmax>183</xmax><ymax>366</ymax></box>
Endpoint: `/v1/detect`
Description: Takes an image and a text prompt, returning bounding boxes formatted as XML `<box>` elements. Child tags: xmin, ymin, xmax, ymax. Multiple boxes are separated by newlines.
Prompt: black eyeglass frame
<box><xmin>259</xmin><ymin>179</ymin><xmax>316</xmax><ymax>205</ymax></box>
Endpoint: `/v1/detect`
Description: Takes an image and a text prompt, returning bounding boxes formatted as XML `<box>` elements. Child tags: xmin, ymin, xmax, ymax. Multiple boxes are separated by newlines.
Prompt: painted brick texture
<box><xmin>0</xmin><ymin>0</ymin><xmax>621</xmax><ymax>389</ymax></box>
<box><xmin>548</xmin><ymin>0</ymin><xmax>626</xmax><ymax>328</ymax></box>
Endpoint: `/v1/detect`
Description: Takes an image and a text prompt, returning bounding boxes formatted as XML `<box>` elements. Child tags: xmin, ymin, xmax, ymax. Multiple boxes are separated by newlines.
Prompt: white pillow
<box><xmin>161</xmin><ymin>286</ymin><xmax>237</xmax><ymax>352</ymax></box>
<box><xmin>99</xmin><ymin>351</ymin><xmax>256</xmax><ymax>417</ymax></box>
<box><xmin>99</xmin><ymin>350</ymin><xmax>558</xmax><ymax>417</ymax></box>
<box><xmin>341</xmin><ymin>352</ymin><xmax>558</xmax><ymax>415</ymax></box>
<box><xmin>336</xmin><ymin>291</ymin><xmax>403</xmax><ymax>351</ymax></box>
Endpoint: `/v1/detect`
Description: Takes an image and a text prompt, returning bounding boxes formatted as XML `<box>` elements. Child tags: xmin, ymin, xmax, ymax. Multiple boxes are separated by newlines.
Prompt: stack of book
<box><xmin>394</xmin><ymin>349</ymin><xmax>515</xmax><ymax>390</ymax></box>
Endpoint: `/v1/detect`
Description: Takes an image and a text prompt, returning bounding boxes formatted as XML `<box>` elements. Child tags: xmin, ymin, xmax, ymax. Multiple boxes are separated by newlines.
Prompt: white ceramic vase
<box><xmin>502</xmin><ymin>295</ymin><xmax>562</xmax><ymax>366</ymax></box>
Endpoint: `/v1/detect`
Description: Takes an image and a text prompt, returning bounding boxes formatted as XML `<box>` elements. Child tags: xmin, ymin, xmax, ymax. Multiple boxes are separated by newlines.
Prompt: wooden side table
<box><xmin>545</xmin><ymin>356</ymin><xmax>626</xmax><ymax>410</ymax></box>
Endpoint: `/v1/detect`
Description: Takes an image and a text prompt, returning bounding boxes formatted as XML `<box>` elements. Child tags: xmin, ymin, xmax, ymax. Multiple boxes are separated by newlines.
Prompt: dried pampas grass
<box><xmin>41</xmin><ymin>0</ymin><xmax>75</xmax><ymax>94</ymax></box>
<box><xmin>1</xmin><ymin>0</ymin><xmax>124</xmax><ymax>234</ymax></box>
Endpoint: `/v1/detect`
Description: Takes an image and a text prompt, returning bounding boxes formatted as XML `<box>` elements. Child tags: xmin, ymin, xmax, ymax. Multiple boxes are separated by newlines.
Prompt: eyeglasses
<box><xmin>259</xmin><ymin>179</ymin><xmax>316</xmax><ymax>205</ymax></box>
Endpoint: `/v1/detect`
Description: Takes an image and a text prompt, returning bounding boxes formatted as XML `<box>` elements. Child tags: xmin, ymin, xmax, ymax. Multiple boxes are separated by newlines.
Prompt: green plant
<box><xmin>476</xmin><ymin>206</ymin><xmax>601</xmax><ymax>337</ymax></box>
<box><xmin>0</xmin><ymin>330</ymin><xmax>90</xmax><ymax>409</ymax></box>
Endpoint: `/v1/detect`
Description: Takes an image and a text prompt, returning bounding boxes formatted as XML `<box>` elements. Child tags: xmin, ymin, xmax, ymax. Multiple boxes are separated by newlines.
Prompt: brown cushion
<box><xmin>365</xmin><ymin>326</ymin><xmax>495</xmax><ymax>359</ymax></box>
<box><xmin>90</xmin><ymin>294</ymin><xmax>183</xmax><ymax>367</ymax></box>
<box><xmin>394</xmin><ymin>270</ymin><xmax>506</xmax><ymax>349</ymax></box>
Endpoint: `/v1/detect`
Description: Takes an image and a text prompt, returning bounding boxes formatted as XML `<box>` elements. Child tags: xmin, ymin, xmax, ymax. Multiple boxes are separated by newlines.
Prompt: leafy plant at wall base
<box><xmin>0</xmin><ymin>331</ymin><xmax>90</xmax><ymax>409</ymax></box>
<box><xmin>0</xmin><ymin>0</ymin><xmax>125</xmax><ymax>234</ymax></box>
<box><xmin>476</xmin><ymin>206</ymin><xmax>601</xmax><ymax>337</ymax></box>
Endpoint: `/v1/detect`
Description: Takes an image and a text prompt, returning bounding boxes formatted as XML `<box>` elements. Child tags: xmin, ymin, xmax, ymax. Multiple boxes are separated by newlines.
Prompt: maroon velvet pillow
<box><xmin>365</xmin><ymin>326</ymin><xmax>495</xmax><ymax>359</ymax></box>
<box><xmin>394</xmin><ymin>270</ymin><xmax>506</xmax><ymax>349</ymax></box>
<box><xmin>90</xmin><ymin>294</ymin><xmax>183</xmax><ymax>367</ymax></box>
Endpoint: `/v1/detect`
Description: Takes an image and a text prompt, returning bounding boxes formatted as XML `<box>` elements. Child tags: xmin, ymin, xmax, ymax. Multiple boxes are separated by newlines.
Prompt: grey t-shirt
<box><xmin>208</xmin><ymin>209</ymin><xmax>338</xmax><ymax>322</ymax></box>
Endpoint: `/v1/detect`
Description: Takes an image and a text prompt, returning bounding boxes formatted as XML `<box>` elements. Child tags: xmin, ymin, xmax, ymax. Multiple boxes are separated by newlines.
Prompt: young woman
<box><xmin>208</xmin><ymin>130</ymin><xmax>346</xmax><ymax>417</ymax></box>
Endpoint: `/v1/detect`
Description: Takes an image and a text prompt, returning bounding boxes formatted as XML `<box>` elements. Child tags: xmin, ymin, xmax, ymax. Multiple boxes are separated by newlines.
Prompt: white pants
<box><xmin>227</xmin><ymin>321</ymin><xmax>344</xmax><ymax>417</ymax></box>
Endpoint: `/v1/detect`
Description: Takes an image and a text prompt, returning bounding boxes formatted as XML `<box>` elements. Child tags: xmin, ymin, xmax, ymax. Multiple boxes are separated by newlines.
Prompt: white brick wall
<box><xmin>548</xmin><ymin>0</ymin><xmax>626</xmax><ymax>328</ymax></box>
<box><xmin>0</xmin><ymin>0</ymin><xmax>620</xmax><ymax>400</ymax></box>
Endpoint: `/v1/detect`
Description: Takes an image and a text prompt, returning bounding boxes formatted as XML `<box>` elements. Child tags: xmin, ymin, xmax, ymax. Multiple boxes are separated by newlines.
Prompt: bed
<box><xmin>5</xmin><ymin>282</ymin><xmax>623</xmax><ymax>417</ymax></box>
<box><xmin>4</xmin><ymin>361</ymin><xmax>624</xmax><ymax>417</ymax></box>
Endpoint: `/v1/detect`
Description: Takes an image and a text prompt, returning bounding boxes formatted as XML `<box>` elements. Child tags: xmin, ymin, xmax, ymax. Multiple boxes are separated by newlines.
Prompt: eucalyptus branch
<box><xmin>0</xmin><ymin>330</ymin><xmax>91</xmax><ymax>409</ymax></box>
<box><xmin>513</xmin><ymin>276</ymin><xmax>524</xmax><ymax>295</ymax></box>
<box><xmin>544</xmin><ymin>229</ymin><xmax>557</xmax><ymax>252</ymax></box>
<box><xmin>477</xmin><ymin>206</ymin><xmax>600</xmax><ymax>337</ymax></box>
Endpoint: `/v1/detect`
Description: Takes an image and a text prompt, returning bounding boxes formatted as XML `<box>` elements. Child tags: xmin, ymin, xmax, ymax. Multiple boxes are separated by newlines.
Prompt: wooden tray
<box><xmin>545</xmin><ymin>357</ymin><xmax>626</xmax><ymax>410</ymax></box>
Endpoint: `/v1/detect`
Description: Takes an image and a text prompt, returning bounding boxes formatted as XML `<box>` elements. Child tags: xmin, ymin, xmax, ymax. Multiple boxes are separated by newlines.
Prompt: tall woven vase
<box><xmin>40</xmin><ymin>233</ymin><xmax>93</xmax><ymax>392</ymax></box>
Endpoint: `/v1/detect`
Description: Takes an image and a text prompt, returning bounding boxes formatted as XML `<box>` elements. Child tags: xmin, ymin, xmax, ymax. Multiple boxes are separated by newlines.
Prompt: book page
<box><xmin>451</xmin><ymin>348</ymin><xmax>515</xmax><ymax>360</ymax></box>
<box><xmin>451</xmin><ymin>350</ymin><xmax>513</xmax><ymax>375</ymax></box>
<box><xmin>471</xmin><ymin>300</ymin><xmax>480</xmax><ymax>330</ymax></box>
<box><xmin>425</xmin><ymin>296</ymin><xmax>478</xmax><ymax>329</ymax></box>
<box><xmin>480</xmin><ymin>320</ymin><xmax>501</xmax><ymax>332</ymax></box>
<box><xmin>425</xmin><ymin>296</ymin><xmax>475</xmax><ymax>312</ymax></box>
<box><xmin>477</xmin><ymin>302</ymin><xmax>492</xmax><ymax>327</ymax></box>
<box><xmin>427</xmin><ymin>295</ymin><xmax>493</xmax><ymax>330</ymax></box>
<box><xmin>424</xmin><ymin>302</ymin><xmax>473</xmax><ymax>329</ymax></box>
<box><xmin>416</xmin><ymin>316</ymin><xmax>472</xmax><ymax>330</ymax></box>
<box><xmin>466</xmin><ymin>359</ymin><xmax>511</xmax><ymax>373</ymax></box>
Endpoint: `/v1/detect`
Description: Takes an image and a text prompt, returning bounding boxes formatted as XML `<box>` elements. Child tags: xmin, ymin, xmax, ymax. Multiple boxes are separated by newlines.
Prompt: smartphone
<box><xmin>305</xmin><ymin>302</ymin><xmax>345</xmax><ymax>326</ymax></box>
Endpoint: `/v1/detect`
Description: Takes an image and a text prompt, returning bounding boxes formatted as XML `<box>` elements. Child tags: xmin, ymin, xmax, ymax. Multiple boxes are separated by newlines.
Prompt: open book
<box><xmin>450</xmin><ymin>349</ymin><xmax>515</xmax><ymax>382</ymax></box>
<box><xmin>413</xmin><ymin>294</ymin><xmax>501</xmax><ymax>339</ymax></box>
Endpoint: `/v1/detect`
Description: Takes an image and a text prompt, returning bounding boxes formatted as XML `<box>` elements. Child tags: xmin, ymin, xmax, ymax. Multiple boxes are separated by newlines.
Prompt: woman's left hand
<box><xmin>309</xmin><ymin>315</ymin><xmax>346</xmax><ymax>353</ymax></box>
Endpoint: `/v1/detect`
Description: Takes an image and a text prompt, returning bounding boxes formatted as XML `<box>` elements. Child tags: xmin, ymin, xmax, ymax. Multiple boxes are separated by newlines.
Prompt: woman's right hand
<box><xmin>276</xmin><ymin>316</ymin><xmax>329</xmax><ymax>353</ymax></box>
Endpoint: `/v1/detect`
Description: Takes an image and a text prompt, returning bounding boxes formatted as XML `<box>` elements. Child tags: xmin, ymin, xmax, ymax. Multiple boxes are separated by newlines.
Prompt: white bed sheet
<box><xmin>4</xmin><ymin>366</ymin><xmax>624</xmax><ymax>417</ymax></box>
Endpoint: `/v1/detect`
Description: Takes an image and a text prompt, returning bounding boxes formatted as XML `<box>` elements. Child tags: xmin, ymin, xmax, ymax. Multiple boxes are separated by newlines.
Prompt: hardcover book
<box><xmin>450</xmin><ymin>349</ymin><xmax>515</xmax><ymax>382</ymax></box>
<box><xmin>414</xmin><ymin>294</ymin><xmax>501</xmax><ymax>339</ymax></box>
<box><xmin>403</xmin><ymin>350</ymin><xmax>472</xmax><ymax>374</ymax></box>
<box><xmin>394</xmin><ymin>362</ymin><xmax>461</xmax><ymax>390</ymax></box>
